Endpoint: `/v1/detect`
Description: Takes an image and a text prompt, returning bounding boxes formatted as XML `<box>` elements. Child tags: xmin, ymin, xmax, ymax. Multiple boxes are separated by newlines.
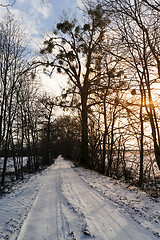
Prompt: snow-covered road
<box><xmin>17</xmin><ymin>156</ymin><xmax>157</xmax><ymax>240</ymax></box>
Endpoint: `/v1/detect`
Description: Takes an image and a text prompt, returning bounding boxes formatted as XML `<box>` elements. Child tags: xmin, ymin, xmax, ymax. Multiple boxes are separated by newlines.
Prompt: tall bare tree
<box><xmin>40</xmin><ymin>3</ymin><xmax>111</xmax><ymax>165</ymax></box>
<box><xmin>104</xmin><ymin>0</ymin><xmax>160</xmax><ymax>174</ymax></box>
<box><xmin>40</xmin><ymin>95</ymin><xmax>55</xmax><ymax>165</ymax></box>
<box><xmin>0</xmin><ymin>14</ymin><xmax>30</xmax><ymax>185</ymax></box>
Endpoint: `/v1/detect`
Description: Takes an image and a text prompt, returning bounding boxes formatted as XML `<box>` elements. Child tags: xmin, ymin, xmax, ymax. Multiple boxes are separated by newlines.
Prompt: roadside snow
<box><xmin>0</xmin><ymin>156</ymin><xmax>159</xmax><ymax>240</ymax></box>
<box><xmin>75</xmin><ymin>166</ymin><xmax>160</xmax><ymax>238</ymax></box>
<box><xmin>0</xmin><ymin>169</ymin><xmax>49</xmax><ymax>240</ymax></box>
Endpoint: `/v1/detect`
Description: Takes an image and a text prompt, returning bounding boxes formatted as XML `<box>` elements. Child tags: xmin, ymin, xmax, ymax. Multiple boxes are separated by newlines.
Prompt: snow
<box><xmin>0</xmin><ymin>157</ymin><xmax>28</xmax><ymax>173</ymax></box>
<box><xmin>0</xmin><ymin>170</ymin><xmax>48</xmax><ymax>239</ymax></box>
<box><xmin>0</xmin><ymin>156</ymin><xmax>160</xmax><ymax>239</ymax></box>
<box><xmin>75</xmin><ymin>166</ymin><xmax>160</xmax><ymax>238</ymax></box>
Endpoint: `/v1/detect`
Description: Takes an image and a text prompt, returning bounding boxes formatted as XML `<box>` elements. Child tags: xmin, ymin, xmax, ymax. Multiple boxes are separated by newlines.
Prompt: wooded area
<box><xmin>0</xmin><ymin>0</ymin><xmax>160</xmax><ymax>195</ymax></box>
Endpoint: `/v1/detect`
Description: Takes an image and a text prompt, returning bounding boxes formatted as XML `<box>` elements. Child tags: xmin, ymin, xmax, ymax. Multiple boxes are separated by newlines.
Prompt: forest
<box><xmin>0</xmin><ymin>0</ymin><xmax>160</xmax><ymax>195</ymax></box>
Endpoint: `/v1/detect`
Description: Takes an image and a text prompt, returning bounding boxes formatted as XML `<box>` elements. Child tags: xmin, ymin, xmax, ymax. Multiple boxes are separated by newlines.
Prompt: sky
<box><xmin>0</xmin><ymin>0</ymin><xmax>83</xmax><ymax>94</ymax></box>
<box><xmin>0</xmin><ymin>0</ymin><xmax>82</xmax><ymax>37</ymax></box>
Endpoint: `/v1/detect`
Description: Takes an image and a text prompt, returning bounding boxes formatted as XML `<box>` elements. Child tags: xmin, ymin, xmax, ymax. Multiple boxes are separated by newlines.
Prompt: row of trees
<box><xmin>0</xmin><ymin>15</ymin><xmax>52</xmax><ymax>187</ymax></box>
<box><xmin>40</xmin><ymin>0</ymin><xmax>160</xmax><ymax>188</ymax></box>
<box><xmin>0</xmin><ymin>14</ymin><xmax>75</xmax><ymax>187</ymax></box>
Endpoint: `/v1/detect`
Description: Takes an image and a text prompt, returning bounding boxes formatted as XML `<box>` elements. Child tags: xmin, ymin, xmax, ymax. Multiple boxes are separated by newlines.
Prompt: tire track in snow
<box><xmin>60</xmin><ymin>158</ymin><xmax>158</xmax><ymax>240</ymax></box>
<box><xmin>56</xmin><ymin>165</ymin><xmax>70</xmax><ymax>240</ymax></box>
<box><xmin>17</xmin><ymin>163</ymin><xmax>70</xmax><ymax>240</ymax></box>
<box><xmin>73</xmin><ymin>172</ymin><xmax>137</xmax><ymax>239</ymax></box>
<box><xmin>61</xmin><ymin>162</ymin><xmax>129</xmax><ymax>239</ymax></box>
<box><xmin>57</xmin><ymin>158</ymin><xmax>90</xmax><ymax>240</ymax></box>
<box><xmin>17</xmin><ymin>157</ymin><xmax>86</xmax><ymax>240</ymax></box>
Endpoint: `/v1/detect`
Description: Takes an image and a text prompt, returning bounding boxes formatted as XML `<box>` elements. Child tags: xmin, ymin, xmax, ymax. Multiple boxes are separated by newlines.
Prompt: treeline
<box><xmin>40</xmin><ymin>0</ymin><xmax>160</xmax><ymax>191</ymax></box>
<box><xmin>0</xmin><ymin>0</ymin><xmax>160</xmax><ymax>193</ymax></box>
<box><xmin>0</xmin><ymin>15</ymin><xmax>43</xmax><ymax>187</ymax></box>
<box><xmin>0</xmin><ymin>13</ymin><xmax>79</xmax><ymax>187</ymax></box>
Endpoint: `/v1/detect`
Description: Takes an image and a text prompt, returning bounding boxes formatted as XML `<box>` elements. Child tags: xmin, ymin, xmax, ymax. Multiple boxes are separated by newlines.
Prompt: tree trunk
<box><xmin>106</xmin><ymin>112</ymin><xmax>115</xmax><ymax>177</ymax></box>
<box><xmin>1</xmin><ymin>134</ymin><xmax>10</xmax><ymax>186</ymax></box>
<box><xmin>146</xmin><ymin>97</ymin><xmax>160</xmax><ymax>170</ymax></box>
<box><xmin>138</xmin><ymin>86</ymin><xmax>144</xmax><ymax>187</ymax></box>
<box><xmin>102</xmin><ymin>93</ymin><xmax>108</xmax><ymax>174</ymax></box>
<box><xmin>80</xmin><ymin>90</ymin><xmax>88</xmax><ymax>165</ymax></box>
<box><xmin>153</xmin><ymin>142</ymin><xmax>160</xmax><ymax>170</ymax></box>
<box><xmin>11</xmin><ymin>134</ymin><xmax>19</xmax><ymax>180</ymax></box>
<box><xmin>1</xmin><ymin>95</ymin><xmax>13</xmax><ymax>186</ymax></box>
<box><xmin>47</xmin><ymin>114</ymin><xmax>51</xmax><ymax>165</ymax></box>
<box><xmin>116</xmin><ymin>137</ymin><xmax>121</xmax><ymax>178</ymax></box>
<box><xmin>144</xmin><ymin>59</ymin><xmax>160</xmax><ymax>170</ymax></box>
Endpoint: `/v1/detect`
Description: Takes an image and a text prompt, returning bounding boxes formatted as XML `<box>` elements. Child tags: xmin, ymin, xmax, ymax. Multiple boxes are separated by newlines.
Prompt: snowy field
<box><xmin>0</xmin><ymin>156</ymin><xmax>160</xmax><ymax>239</ymax></box>
<box><xmin>0</xmin><ymin>157</ymin><xmax>28</xmax><ymax>174</ymax></box>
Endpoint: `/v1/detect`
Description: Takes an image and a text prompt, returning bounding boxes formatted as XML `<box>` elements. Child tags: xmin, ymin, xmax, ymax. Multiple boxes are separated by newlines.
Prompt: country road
<box><xmin>17</xmin><ymin>156</ymin><xmax>157</xmax><ymax>240</ymax></box>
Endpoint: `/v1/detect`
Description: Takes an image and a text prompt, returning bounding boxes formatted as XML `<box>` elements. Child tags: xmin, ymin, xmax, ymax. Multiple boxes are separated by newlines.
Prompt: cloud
<box><xmin>0</xmin><ymin>0</ymin><xmax>10</xmax><ymax>6</ymax></box>
<box><xmin>0</xmin><ymin>0</ymin><xmax>10</xmax><ymax>19</ymax></box>
<box><xmin>16</xmin><ymin>0</ymin><xmax>26</xmax><ymax>3</ymax></box>
<box><xmin>31</xmin><ymin>0</ymin><xmax>52</xmax><ymax>19</ymax></box>
<box><xmin>76</xmin><ymin>0</ymin><xmax>84</xmax><ymax>9</ymax></box>
<box><xmin>16</xmin><ymin>0</ymin><xmax>53</xmax><ymax>19</ymax></box>
<box><xmin>39</xmin><ymin>70</ymin><xmax>67</xmax><ymax>95</ymax></box>
<box><xmin>10</xmin><ymin>8</ymin><xmax>39</xmax><ymax>35</ymax></box>
<box><xmin>2</xmin><ymin>0</ymin><xmax>54</xmax><ymax>51</ymax></box>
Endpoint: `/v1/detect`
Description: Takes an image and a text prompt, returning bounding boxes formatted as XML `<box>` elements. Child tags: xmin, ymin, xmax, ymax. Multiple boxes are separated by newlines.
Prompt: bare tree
<box><xmin>40</xmin><ymin>95</ymin><xmax>55</xmax><ymax>165</ymax></box>
<box><xmin>143</xmin><ymin>0</ymin><xmax>160</xmax><ymax>12</ymax></box>
<box><xmin>0</xmin><ymin>14</ymin><xmax>30</xmax><ymax>186</ymax></box>
<box><xmin>40</xmin><ymin>3</ymin><xmax>111</xmax><ymax>165</ymax></box>
<box><xmin>105</xmin><ymin>0</ymin><xmax>160</xmax><ymax>175</ymax></box>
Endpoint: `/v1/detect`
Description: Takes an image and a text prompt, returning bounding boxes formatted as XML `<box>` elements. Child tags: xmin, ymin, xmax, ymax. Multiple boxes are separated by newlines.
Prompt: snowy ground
<box><xmin>75</xmin><ymin>166</ymin><xmax>160</xmax><ymax>239</ymax></box>
<box><xmin>0</xmin><ymin>157</ymin><xmax>28</xmax><ymax>173</ymax></box>
<box><xmin>0</xmin><ymin>156</ymin><xmax>160</xmax><ymax>240</ymax></box>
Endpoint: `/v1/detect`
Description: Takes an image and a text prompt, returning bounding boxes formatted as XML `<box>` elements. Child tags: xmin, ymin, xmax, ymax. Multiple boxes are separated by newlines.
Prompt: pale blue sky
<box><xmin>0</xmin><ymin>0</ymin><xmax>82</xmax><ymax>93</ymax></box>
<box><xmin>0</xmin><ymin>0</ymin><xmax>82</xmax><ymax>49</ymax></box>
